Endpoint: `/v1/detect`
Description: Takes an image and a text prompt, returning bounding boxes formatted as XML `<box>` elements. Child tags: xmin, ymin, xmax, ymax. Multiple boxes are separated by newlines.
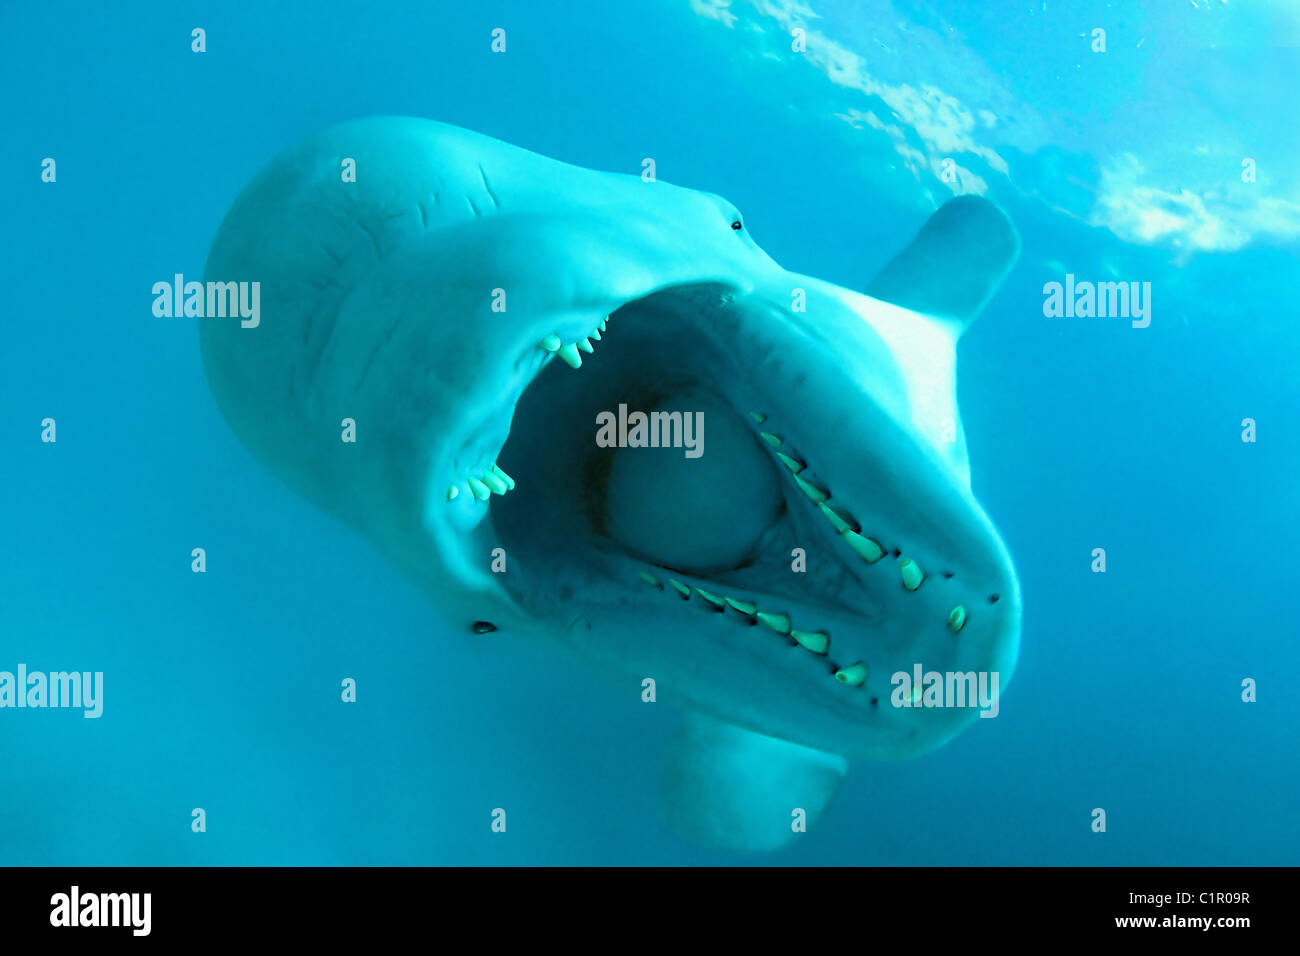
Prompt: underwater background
<box><xmin>2</xmin><ymin>0</ymin><xmax>1297</xmax><ymax>865</ymax></box>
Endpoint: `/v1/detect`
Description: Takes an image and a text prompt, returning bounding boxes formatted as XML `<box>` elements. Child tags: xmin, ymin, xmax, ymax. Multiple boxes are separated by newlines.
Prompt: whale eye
<box><xmin>730</xmin><ymin>220</ymin><xmax>743</xmax><ymax>230</ymax></box>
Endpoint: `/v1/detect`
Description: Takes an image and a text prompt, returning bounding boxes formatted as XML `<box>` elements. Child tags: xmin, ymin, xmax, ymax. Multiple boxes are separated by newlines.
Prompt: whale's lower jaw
<box><xmin>435</xmin><ymin>278</ymin><xmax>1020</xmax><ymax>763</ymax></box>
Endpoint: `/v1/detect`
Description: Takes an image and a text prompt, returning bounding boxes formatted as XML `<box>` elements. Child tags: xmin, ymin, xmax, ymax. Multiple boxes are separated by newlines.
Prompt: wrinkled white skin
<box><xmin>201</xmin><ymin>117</ymin><xmax>1021</xmax><ymax>851</ymax></box>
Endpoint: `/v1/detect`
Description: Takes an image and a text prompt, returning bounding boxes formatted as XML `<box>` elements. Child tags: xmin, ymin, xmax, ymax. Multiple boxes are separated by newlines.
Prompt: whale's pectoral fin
<box><xmin>660</xmin><ymin>713</ymin><xmax>848</xmax><ymax>853</ymax></box>
<box><xmin>865</xmin><ymin>195</ymin><xmax>1020</xmax><ymax>333</ymax></box>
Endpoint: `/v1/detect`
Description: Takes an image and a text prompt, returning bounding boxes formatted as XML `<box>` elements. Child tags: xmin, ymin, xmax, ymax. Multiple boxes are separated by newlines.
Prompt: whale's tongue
<box><xmin>601</xmin><ymin>387</ymin><xmax>783</xmax><ymax>575</ymax></box>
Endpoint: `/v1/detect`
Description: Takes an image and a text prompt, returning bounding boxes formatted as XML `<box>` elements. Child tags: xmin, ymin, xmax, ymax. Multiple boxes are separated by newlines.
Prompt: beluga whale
<box><xmin>200</xmin><ymin>117</ymin><xmax>1023</xmax><ymax>853</ymax></box>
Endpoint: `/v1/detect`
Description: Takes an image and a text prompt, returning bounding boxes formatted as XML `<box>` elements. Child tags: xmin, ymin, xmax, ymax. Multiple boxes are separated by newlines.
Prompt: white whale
<box><xmin>200</xmin><ymin>117</ymin><xmax>1023</xmax><ymax>852</ymax></box>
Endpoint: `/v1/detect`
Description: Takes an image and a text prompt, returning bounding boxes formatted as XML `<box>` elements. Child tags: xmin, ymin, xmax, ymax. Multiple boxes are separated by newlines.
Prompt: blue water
<box><xmin>2</xmin><ymin>0</ymin><xmax>1297</xmax><ymax>865</ymax></box>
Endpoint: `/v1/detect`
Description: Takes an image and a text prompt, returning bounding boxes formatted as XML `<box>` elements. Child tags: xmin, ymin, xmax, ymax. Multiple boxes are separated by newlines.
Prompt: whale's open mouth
<box><xmin>439</xmin><ymin>279</ymin><xmax>1019</xmax><ymax>756</ymax></box>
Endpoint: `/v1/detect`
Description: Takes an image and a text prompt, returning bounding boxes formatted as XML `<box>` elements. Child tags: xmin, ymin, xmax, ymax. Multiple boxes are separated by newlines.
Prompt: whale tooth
<box><xmin>835</xmin><ymin>662</ymin><xmax>868</xmax><ymax>686</ymax></box>
<box><xmin>749</xmin><ymin>412</ymin><xmax>766</xmax><ymax>424</ymax></box>
<box><xmin>482</xmin><ymin>472</ymin><xmax>508</xmax><ymax>495</ymax></box>
<box><xmin>598</xmin><ymin>316</ymin><xmax>608</xmax><ymax>331</ymax></box>
<box><xmin>793</xmin><ymin>473</ymin><xmax>828</xmax><ymax>503</ymax></box>
<box><xmin>694</xmin><ymin>587</ymin><xmax>726</xmax><ymax>610</ymax></box>
<box><xmin>577</xmin><ymin>337</ymin><xmax>595</xmax><ymax>354</ymax></box>
<box><xmin>724</xmin><ymin>597</ymin><xmax>757</xmax><ymax>615</ymax></box>
<box><xmin>898</xmin><ymin>556</ymin><xmax>924</xmax><ymax>591</ymax></box>
<box><xmin>791</xmin><ymin>629</ymin><xmax>829</xmax><ymax>654</ymax></box>
<box><xmin>842</xmin><ymin>530</ymin><xmax>885</xmax><ymax>562</ymax></box>
<box><xmin>468</xmin><ymin>477</ymin><xmax>491</xmax><ymax>501</ymax></box>
<box><xmin>491</xmin><ymin>464</ymin><xmax>515</xmax><ymax>490</ymax></box>
<box><xmin>446</xmin><ymin>485</ymin><xmax>460</xmax><ymax>501</ymax></box>
<box><xmin>759</xmin><ymin>431</ymin><xmax>782</xmax><ymax>447</ymax></box>
<box><xmin>590</xmin><ymin>328</ymin><xmax>602</xmax><ymax>341</ymax></box>
<box><xmin>638</xmin><ymin>571</ymin><xmax>661</xmax><ymax>588</ymax></box>
<box><xmin>776</xmin><ymin>452</ymin><xmax>804</xmax><ymax>474</ymax></box>
<box><xmin>558</xmin><ymin>343</ymin><xmax>583</xmax><ymax>368</ymax></box>
<box><xmin>948</xmin><ymin>605</ymin><xmax>967</xmax><ymax>633</ymax></box>
<box><xmin>756</xmin><ymin>611</ymin><xmax>791</xmax><ymax>635</ymax></box>
<box><xmin>539</xmin><ymin>333</ymin><xmax>562</xmax><ymax>352</ymax></box>
<box><xmin>667</xmin><ymin>578</ymin><xmax>691</xmax><ymax>599</ymax></box>
<box><xmin>817</xmin><ymin>502</ymin><xmax>853</xmax><ymax>533</ymax></box>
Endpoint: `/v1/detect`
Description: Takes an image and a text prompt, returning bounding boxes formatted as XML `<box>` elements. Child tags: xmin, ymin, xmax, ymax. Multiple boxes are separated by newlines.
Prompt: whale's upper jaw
<box><xmin>433</xmin><ymin>269</ymin><xmax>1020</xmax><ymax>763</ymax></box>
<box><xmin>199</xmin><ymin>117</ymin><xmax>1020</xmax><ymax>765</ymax></box>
